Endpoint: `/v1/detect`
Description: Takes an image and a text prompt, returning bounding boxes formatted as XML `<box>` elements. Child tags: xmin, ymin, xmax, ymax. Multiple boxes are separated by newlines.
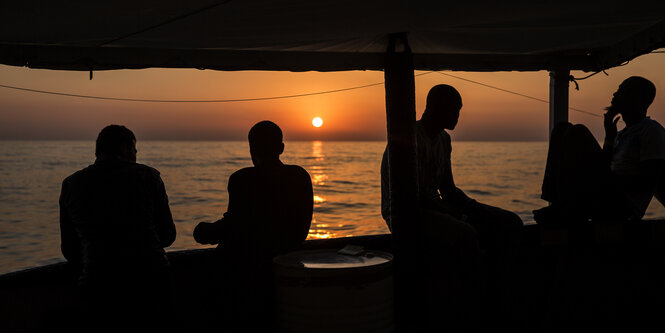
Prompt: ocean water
<box><xmin>2</xmin><ymin>140</ymin><xmax>664</xmax><ymax>275</ymax></box>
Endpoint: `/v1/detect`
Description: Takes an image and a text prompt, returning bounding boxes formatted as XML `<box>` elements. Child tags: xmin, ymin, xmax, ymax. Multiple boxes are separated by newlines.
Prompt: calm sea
<box><xmin>2</xmin><ymin>140</ymin><xmax>664</xmax><ymax>275</ymax></box>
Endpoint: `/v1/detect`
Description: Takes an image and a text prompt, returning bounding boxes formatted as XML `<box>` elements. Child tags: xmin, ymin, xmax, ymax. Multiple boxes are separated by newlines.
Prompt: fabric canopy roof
<box><xmin>2</xmin><ymin>0</ymin><xmax>665</xmax><ymax>72</ymax></box>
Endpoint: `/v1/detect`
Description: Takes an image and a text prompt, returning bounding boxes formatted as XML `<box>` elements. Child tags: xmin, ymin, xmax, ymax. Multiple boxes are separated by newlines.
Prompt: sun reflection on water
<box><xmin>307</xmin><ymin>141</ymin><xmax>335</xmax><ymax>240</ymax></box>
<box><xmin>312</xmin><ymin>174</ymin><xmax>327</xmax><ymax>185</ymax></box>
<box><xmin>309</xmin><ymin>218</ymin><xmax>335</xmax><ymax>239</ymax></box>
<box><xmin>312</xmin><ymin>140</ymin><xmax>324</xmax><ymax>159</ymax></box>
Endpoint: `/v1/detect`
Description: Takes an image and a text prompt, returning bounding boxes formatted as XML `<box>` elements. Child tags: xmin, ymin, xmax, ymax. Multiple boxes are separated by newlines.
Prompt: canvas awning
<box><xmin>2</xmin><ymin>0</ymin><xmax>665</xmax><ymax>72</ymax></box>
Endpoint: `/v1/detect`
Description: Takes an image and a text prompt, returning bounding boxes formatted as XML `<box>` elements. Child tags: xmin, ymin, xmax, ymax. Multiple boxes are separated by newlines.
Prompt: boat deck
<box><xmin>2</xmin><ymin>221</ymin><xmax>665</xmax><ymax>332</ymax></box>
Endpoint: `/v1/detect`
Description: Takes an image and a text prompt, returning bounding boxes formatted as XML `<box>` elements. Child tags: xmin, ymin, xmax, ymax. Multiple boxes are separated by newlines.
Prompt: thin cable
<box><xmin>0</xmin><ymin>71</ymin><xmax>601</xmax><ymax>118</ymax></box>
<box><xmin>435</xmin><ymin>71</ymin><xmax>602</xmax><ymax>118</ymax></box>
<box><xmin>0</xmin><ymin>72</ymin><xmax>433</xmax><ymax>103</ymax></box>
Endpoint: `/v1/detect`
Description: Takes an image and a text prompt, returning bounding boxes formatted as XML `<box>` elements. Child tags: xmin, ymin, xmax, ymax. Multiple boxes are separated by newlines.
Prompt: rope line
<box><xmin>1</xmin><ymin>71</ymin><xmax>600</xmax><ymax>117</ymax></box>
<box><xmin>0</xmin><ymin>80</ymin><xmax>386</xmax><ymax>103</ymax></box>
<box><xmin>0</xmin><ymin>72</ymin><xmax>433</xmax><ymax>103</ymax></box>
<box><xmin>435</xmin><ymin>72</ymin><xmax>601</xmax><ymax>117</ymax></box>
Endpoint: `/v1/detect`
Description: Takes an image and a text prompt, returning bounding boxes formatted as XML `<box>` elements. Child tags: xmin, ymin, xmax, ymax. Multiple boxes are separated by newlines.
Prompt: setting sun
<box><xmin>312</xmin><ymin>117</ymin><xmax>323</xmax><ymax>128</ymax></box>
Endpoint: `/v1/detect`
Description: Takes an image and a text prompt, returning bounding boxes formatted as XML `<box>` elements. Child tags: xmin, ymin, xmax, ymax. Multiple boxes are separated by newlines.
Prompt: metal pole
<box><xmin>549</xmin><ymin>69</ymin><xmax>570</xmax><ymax>134</ymax></box>
<box><xmin>384</xmin><ymin>33</ymin><xmax>421</xmax><ymax>332</ymax></box>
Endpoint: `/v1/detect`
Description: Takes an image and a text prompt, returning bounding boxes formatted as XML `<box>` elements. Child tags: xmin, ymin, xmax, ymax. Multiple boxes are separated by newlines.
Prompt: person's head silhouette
<box><xmin>248</xmin><ymin>121</ymin><xmax>284</xmax><ymax>167</ymax></box>
<box><xmin>95</xmin><ymin>125</ymin><xmax>137</xmax><ymax>162</ymax></box>
<box><xmin>609</xmin><ymin>76</ymin><xmax>656</xmax><ymax>126</ymax></box>
<box><xmin>422</xmin><ymin>84</ymin><xmax>463</xmax><ymax>134</ymax></box>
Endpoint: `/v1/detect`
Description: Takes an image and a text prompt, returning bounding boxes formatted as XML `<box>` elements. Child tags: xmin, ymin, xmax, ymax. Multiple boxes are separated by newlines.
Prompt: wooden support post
<box><xmin>549</xmin><ymin>69</ymin><xmax>570</xmax><ymax>134</ymax></box>
<box><xmin>384</xmin><ymin>34</ymin><xmax>421</xmax><ymax>331</ymax></box>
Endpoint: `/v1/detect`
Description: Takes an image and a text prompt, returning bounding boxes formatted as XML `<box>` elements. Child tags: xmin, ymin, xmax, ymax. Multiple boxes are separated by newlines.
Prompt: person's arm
<box><xmin>437</xmin><ymin>135</ymin><xmax>475</xmax><ymax>215</ymax></box>
<box><xmin>614</xmin><ymin>159</ymin><xmax>665</xmax><ymax>193</ymax></box>
<box><xmin>193</xmin><ymin>173</ymin><xmax>238</xmax><ymax>245</ymax></box>
<box><xmin>616</xmin><ymin>123</ymin><xmax>665</xmax><ymax>193</ymax></box>
<box><xmin>295</xmin><ymin>168</ymin><xmax>313</xmax><ymax>243</ymax></box>
<box><xmin>612</xmin><ymin>121</ymin><xmax>665</xmax><ymax>194</ymax></box>
<box><xmin>277</xmin><ymin>167</ymin><xmax>314</xmax><ymax>252</ymax></box>
<box><xmin>154</xmin><ymin>174</ymin><xmax>176</xmax><ymax>248</ymax></box>
<box><xmin>603</xmin><ymin>109</ymin><xmax>620</xmax><ymax>161</ymax></box>
<box><xmin>59</xmin><ymin>179</ymin><xmax>81</xmax><ymax>265</ymax></box>
<box><xmin>380</xmin><ymin>147</ymin><xmax>392</xmax><ymax>227</ymax></box>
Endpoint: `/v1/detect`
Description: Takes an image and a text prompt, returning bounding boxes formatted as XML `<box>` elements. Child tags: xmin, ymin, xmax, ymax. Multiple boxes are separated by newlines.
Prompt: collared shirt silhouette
<box><xmin>537</xmin><ymin>76</ymin><xmax>665</xmax><ymax>223</ymax></box>
<box><xmin>59</xmin><ymin>125</ymin><xmax>176</xmax><ymax>331</ymax></box>
<box><xmin>60</xmin><ymin>125</ymin><xmax>175</xmax><ymax>281</ymax></box>
<box><xmin>381</xmin><ymin>120</ymin><xmax>471</xmax><ymax>223</ymax></box>
<box><xmin>381</xmin><ymin>84</ymin><xmax>523</xmax><ymax>236</ymax></box>
<box><xmin>194</xmin><ymin>121</ymin><xmax>313</xmax><ymax>262</ymax></box>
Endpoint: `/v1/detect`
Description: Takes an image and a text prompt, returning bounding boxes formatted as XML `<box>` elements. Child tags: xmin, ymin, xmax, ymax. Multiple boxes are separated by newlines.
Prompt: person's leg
<box><xmin>538</xmin><ymin>123</ymin><xmax>609</xmax><ymax>221</ymax></box>
<box><xmin>559</xmin><ymin>124</ymin><xmax>608</xmax><ymax>216</ymax></box>
<box><xmin>420</xmin><ymin>209</ymin><xmax>483</xmax><ymax>332</ymax></box>
<box><xmin>541</xmin><ymin>122</ymin><xmax>574</xmax><ymax>203</ymax></box>
<box><xmin>463</xmin><ymin>202</ymin><xmax>522</xmax><ymax>251</ymax></box>
<box><xmin>463</xmin><ymin>202</ymin><xmax>523</xmax><ymax>330</ymax></box>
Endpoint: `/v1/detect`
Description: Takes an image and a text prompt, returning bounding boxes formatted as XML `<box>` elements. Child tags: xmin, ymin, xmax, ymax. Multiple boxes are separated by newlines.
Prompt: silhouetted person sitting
<box><xmin>193</xmin><ymin>120</ymin><xmax>312</xmax><ymax>330</ymax></box>
<box><xmin>536</xmin><ymin>76</ymin><xmax>665</xmax><ymax>224</ymax></box>
<box><xmin>59</xmin><ymin>125</ymin><xmax>176</xmax><ymax>332</ymax></box>
<box><xmin>381</xmin><ymin>84</ymin><xmax>523</xmax><ymax>330</ymax></box>
<box><xmin>382</xmin><ymin>84</ymin><xmax>523</xmax><ymax>252</ymax></box>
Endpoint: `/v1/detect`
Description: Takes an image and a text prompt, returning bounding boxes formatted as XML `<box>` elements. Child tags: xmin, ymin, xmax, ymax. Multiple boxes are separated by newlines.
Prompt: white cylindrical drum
<box><xmin>273</xmin><ymin>249</ymin><xmax>394</xmax><ymax>333</ymax></box>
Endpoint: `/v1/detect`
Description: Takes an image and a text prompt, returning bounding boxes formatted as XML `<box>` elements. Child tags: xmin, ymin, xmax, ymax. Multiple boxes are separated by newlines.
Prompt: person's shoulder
<box><xmin>440</xmin><ymin>130</ymin><xmax>451</xmax><ymax>139</ymax></box>
<box><xmin>283</xmin><ymin>164</ymin><xmax>308</xmax><ymax>173</ymax></box>
<box><xmin>131</xmin><ymin>162</ymin><xmax>163</xmax><ymax>178</ymax></box>
<box><xmin>283</xmin><ymin>164</ymin><xmax>310</xmax><ymax>177</ymax></box>
<box><xmin>645</xmin><ymin>118</ymin><xmax>665</xmax><ymax>131</ymax></box>
<box><xmin>283</xmin><ymin>165</ymin><xmax>312</xmax><ymax>185</ymax></box>
<box><xmin>63</xmin><ymin>164</ymin><xmax>93</xmax><ymax>184</ymax></box>
<box><xmin>439</xmin><ymin>130</ymin><xmax>452</xmax><ymax>147</ymax></box>
<box><xmin>638</xmin><ymin>118</ymin><xmax>665</xmax><ymax>138</ymax></box>
<box><xmin>230</xmin><ymin>166</ymin><xmax>256</xmax><ymax>180</ymax></box>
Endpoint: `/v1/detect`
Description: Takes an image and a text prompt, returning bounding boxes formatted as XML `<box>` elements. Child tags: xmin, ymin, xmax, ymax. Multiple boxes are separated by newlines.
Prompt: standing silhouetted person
<box><xmin>536</xmin><ymin>76</ymin><xmax>665</xmax><ymax>223</ymax></box>
<box><xmin>59</xmin><ymin>125</ymin><xmax>176</xmax><ymax>332</ymax></box>
<box><xmin>193</xmin><ymin>120</ymin><xmax>313</xmax><ymax>330</ymax></box>
<box><xmin>381</xmin><ymin>84</ymin><xmax>523</xmax><ymax>330</ymax></box>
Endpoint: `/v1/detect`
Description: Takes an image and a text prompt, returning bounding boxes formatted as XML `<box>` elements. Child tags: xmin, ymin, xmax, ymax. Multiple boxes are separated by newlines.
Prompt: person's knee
<box><xmin>565</xmin><ymin>124</ymin><xmax>595</xmax><ymax>143</ymax></box>
<box><xmin>503</xmin><ymin>210</ymin><xmax>523</xmax><ymax>229</ymax></box>
<box><xmin>551</xmin><ymin>122</ymin><xmax>573</xmax><ymax>138</ymax></box>
<box><xmin>421</xmin><ymin>209</ymin><xmax>479</xmax><ymax>249</ymax></box>
<box><xmin>468</xmin><ymin>202</ymin><xmax>522</xmax><ymax>227</ymax></box>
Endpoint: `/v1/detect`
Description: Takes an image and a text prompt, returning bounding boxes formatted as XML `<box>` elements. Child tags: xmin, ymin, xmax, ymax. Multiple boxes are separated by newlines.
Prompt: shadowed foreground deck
<box><xmin>2</xmin><ymin>221</ymin><xmax>665</xmax><ymax>332</ymax></box>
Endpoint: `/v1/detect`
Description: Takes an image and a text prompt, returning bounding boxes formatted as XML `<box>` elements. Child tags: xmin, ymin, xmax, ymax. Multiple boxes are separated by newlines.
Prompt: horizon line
<box><xmin>0</xmin><ymin>138</ymin><xmax>549</xmax><ymax>142</ymax></box>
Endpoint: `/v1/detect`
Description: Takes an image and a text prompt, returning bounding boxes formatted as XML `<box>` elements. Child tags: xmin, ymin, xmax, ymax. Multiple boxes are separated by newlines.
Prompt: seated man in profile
<box><xmin>59</xmin><ymin>125</ymin><xmax>176</xmax><ymax>331</ymax></box>
<box><xmin>193</xmin><ymin>120</ymin><xmax>312</xmax><ymax>329</ymax></box>
<box><xmin>381</xmin><ymin>84</ymin><xmax>523</xmax><ymax>252</ymax></box>
<box><xmin>381</xmin><ymin>84</ymin><xmax>523</xmax><ymax>330</ymax></box>
<box><xmin>536</xmin><ymin>76</ymin><xmax>665</xmax><ymax>223</ymax></box>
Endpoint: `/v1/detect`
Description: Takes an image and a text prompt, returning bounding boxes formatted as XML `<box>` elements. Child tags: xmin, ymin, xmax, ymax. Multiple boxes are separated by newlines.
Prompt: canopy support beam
<box><xmin>549</xmin><ymin>69</ymin><xmax>570</xmax><ymax>134</ymax></box>
<box><xmin>384</xmin><ymin>34</ymin><xmax>421</xmax><ymax>331</ymax></box>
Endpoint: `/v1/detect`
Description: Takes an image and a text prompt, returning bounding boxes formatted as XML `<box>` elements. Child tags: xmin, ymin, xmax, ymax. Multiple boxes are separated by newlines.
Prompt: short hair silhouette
<box><xmin>621</xmin><ymin>76</ymin><xmax>656</xmax><ymax>112</ymax></box>
<box><xmin>248</xmin><ymin>120</ymin><xmax>283</xmax><ymax>156</ymax></box>
<box><xmin>95</xmin><ymin>125</ymin><xmax>136</xmax><ymax>157</ymax></box>
<box><xmin>425</xmin><ymin>84</ymin><xmax>462</xmax><ymax>113</ymax></box>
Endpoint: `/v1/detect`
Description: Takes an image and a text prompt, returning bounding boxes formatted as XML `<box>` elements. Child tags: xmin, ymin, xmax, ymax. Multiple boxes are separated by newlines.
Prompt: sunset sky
<box><xmin>1</xmin><ymin>50</ymin><xmax>664</xmax><ymax>142</ymax></box>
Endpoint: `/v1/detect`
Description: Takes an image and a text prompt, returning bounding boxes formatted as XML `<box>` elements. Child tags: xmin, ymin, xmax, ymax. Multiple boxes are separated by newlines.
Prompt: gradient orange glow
<box><xmin>1</xmin><ymin>51</ymin><xmax>664</xmax><ymax>141</ymax></box>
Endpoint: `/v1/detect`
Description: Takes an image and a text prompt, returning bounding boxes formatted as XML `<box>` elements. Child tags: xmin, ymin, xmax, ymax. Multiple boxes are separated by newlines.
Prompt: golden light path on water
<box><xmin>307</xmin><ymin>140</ymin><xmax>340</xmax><ymax>239</ymax></box>
<box><xmin>4</xmin><ymin>140</ymin><xmax>665</xmax><ymax>274</ymax></box>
